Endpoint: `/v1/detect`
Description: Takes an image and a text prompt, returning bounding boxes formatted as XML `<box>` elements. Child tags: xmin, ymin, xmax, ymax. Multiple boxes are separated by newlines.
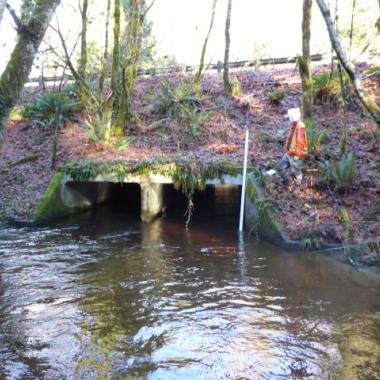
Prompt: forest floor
<box><xmin>0</xmin><ymin>64</ymin><xmax>379</xmax><ymax>264</ymax></box>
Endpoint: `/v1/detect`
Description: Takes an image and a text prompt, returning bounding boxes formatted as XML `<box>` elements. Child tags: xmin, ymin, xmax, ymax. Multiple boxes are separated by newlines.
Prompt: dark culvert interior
<box><xmin>67</xmin><ymin>182</ymin><xmax>242</xmax><ymax>229</ymax></box>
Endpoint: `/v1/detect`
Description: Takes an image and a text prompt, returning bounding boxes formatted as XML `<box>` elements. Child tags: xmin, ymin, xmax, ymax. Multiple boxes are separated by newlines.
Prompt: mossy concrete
<box><xmin>141</xmin><ymin>182</ymin><xmax>164</xmax><ymax>222</ymax></box>
<box><xmin>33</xmin><ymin>172</ymin><xmax>111</xmax><ymax>223</ymax></box>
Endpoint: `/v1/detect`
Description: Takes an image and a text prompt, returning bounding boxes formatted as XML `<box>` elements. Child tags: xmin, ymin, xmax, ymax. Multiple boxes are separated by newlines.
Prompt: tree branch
<box><xmin>5</xmin><ymin>2</ymin><xmax>39</xmax><ymax>40</ymax></box>
<box><xmin>50</xmin><ymin>19</ymin><xmax>100</xmax><ymax>106</ymax></box>
<box><xmin>316</xmin><ymin>0</ymin><xmax>380</xmax><ymax>127</ymax></box>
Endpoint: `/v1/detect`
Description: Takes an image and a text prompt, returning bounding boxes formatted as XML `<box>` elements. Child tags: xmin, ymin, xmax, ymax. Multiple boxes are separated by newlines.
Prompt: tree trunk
<box><xmin>223</xmin><ymin>0</ymin><xmax>232</xmax><ymax>95</ymax></box>
<box><xmin>299</xmin><ymin>0</ymin><xmax>313</xmax><ymax>119</ymax></box>
<box><xmin>349</xmin><ymin>0</ymin><xmax>356</xmax><ymax>53</ymax></box>
<box><xmin>194</xmin><ymin>0</ymin><xmax>218</xmax><ymax>92</ymax></box>
<box><xmin>316</xmin><ymin>0</ymin><xmax>380</xmax><ymax>128</ymax></box>
<box><xmin>79</xmin><ymin>0</ymin><xmax>89</xmax><ymax>101</ymax></box>
<box><xmin>114</xmin><ymin>0</ymin><xmax>140</xmax><ymax>134</ymax></box>
<box><xmin>114</xmin><ymin>0</ymin><xmax>148</xmax><ymax>133</ymax></box>
<box><xmin>99</xmin><ymin>0</ymin><xmax>111</xmax><ymax>94</ymax></box>
<box><xmin>0</xmin><ymin>0</ymin><xmax>61</xmax><ymax>144</ymax></box>
<box><xmin>111</xmin><ymin>0</ymin><xmax>120</xmax><ymax>98</ymax></box>
<box><xmin>376</xmin><ymin>0</ymin><xmax>380</xmax><ymax>32</ymax></box>
<box><xmin>104</xmin><ymin>0</ymin><xmax>121</xmax><ymax>139</ymax></box>
<box><xmin>0</xmin><ymin>0</ymin><xmax>6</xmax><ymax>26</ymax></box>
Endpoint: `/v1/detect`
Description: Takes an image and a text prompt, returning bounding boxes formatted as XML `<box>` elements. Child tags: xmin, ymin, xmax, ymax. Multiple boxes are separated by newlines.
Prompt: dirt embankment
<box><xmin>0</xmin><ymin>65</ymin><xmax>379</xmax><ymax>264</ymax></box>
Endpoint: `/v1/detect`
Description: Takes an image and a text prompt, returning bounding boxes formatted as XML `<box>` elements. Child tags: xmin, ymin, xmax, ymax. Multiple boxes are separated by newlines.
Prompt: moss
<box><xmin>9</xmin><ymin>106</ymin><xmax>26</xmax><ymax>120</ymax></box>
<box><xmin>245</xmin><ymin>176</ymin><xmax>286</xmax><ymax>244</ymax></box>
<box><xmin>246</xmin><ymin>179</ymin><xmax>257</xmax><ymax>200</ymax></box>
<box><xmin>33</xmin><ymin>171</ymin><xmax>63</xmax><ymax>220</ymax></box>
<box><xmin>62</xmin><ymin>158</ymin><xmax>243</xmax><ymax>195</ymax></box>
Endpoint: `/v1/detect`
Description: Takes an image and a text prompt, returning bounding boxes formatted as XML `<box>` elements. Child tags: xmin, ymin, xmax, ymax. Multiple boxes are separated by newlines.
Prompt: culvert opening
<box><xmin>162</xmin><ymin>184</ymin><xmax>242</xmax><ymax>229</ymax></box>
<box><xmin>67</xmin><ymin>182</ymin><xmax>141</xmax><ymax>215</ymax></box>
<box><xmin>66</xmin><ymin>181</ymin><xmax>242</xmax><ymax>228</ymax></box>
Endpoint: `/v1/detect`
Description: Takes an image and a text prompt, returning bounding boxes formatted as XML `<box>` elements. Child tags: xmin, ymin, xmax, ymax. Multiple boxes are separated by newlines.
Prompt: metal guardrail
<box><xmin>25</xmin><ymin>54</ymin><xmax>324</xmax><ymax>85</ymax></box>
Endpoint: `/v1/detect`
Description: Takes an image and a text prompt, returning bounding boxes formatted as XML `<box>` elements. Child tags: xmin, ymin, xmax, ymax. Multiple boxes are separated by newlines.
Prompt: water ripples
<box><xmin>0</xmin><ymin>215</ymin><xmax>380</xmax><ymax>379</ymax></box>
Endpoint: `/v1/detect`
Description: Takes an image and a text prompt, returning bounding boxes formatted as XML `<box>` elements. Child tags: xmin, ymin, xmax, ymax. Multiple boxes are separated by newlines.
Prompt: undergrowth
<box><xmin>312</xmin><ymin>71</ymin><xmax>349</xmax><ymax>106</ymax></box>
<box><xmin>22</xmin><ymin>91</ymin><xmax>78</xmax><ymax>129</ymax></box>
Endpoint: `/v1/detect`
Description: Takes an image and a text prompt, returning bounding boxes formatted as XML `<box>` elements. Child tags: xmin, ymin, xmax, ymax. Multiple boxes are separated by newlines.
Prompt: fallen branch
<box><xmin>0</xmin><ymin>153</ymin><xmax>41</xmax><ymax>172</ymax></box>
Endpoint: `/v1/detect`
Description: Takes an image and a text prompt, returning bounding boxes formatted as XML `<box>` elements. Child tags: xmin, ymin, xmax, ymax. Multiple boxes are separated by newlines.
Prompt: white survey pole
<box><xmin>239</xmin><ymin>129</ymin><xmax>249</xmax><ymax>232</ymax></box>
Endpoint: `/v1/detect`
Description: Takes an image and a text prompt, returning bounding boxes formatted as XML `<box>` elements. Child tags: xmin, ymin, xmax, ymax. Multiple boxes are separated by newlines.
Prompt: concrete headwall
<box><xmin>33</xmin><ymin>173</ymin><xmax>111</xmax><ymax>223</ymax></box>
<box><xmin>244</xmin><ymin>174</ymin><xmax>305</xmax><ymax>250</ymax></box>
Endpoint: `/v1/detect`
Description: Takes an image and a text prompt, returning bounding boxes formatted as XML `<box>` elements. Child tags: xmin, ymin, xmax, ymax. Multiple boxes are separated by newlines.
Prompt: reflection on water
<box><xmin>0</xmin><ymin>186</ymin><xmax>379</xmax><ymax>379</ymax></box>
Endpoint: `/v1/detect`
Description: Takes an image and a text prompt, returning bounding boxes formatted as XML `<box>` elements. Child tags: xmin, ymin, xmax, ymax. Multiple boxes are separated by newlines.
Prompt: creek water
<box><xmin>0</xmin><ymin>186</ymin><xmax>379</xmax><ymax>380</ymax></box>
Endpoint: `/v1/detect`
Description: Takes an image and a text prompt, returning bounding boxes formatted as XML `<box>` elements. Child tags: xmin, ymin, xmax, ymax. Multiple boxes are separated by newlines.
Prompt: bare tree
<box><xmin>194</xmin><ymin>0</ymin><xmax>218</xmax><ymax>91</ymax></box>
<box><xmin>223</xmin><ymin>0</ymin><xmax>232</xmax><ymax>95</ymax></box>
<box><xmin>299</xmin><ymin>0</ymin><xmax>313</xmax><ymax>119</ymax></box>
<box><xmin>316</xmin><ymin>0</ymin><xmax>380</xmax><ymax>128</ymax></box>
<box><xmin>0</xmin><ymin>0</ymin><xmax>61</xmax><ymax>144</ymax></box>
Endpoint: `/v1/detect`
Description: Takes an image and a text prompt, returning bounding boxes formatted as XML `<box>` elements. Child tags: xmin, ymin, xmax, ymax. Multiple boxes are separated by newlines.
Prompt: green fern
<box><xmin>154</xmin><ymin>80</ymin><xmax>200</xmax><ymax>118</ymax></box>
<box><xmin>324</xmin><ymin>153</ymin><xmax>356</xmax><ymax>190</ymax></box>
<box><xmin>23</xmin><ymin>91</ymin><xmax>78</xmax><ymax>129</ymax></box>
<box><xmin>305</xmin><ymin>118</ymin><xmax>327</xmax><ymax>155</ymax></box>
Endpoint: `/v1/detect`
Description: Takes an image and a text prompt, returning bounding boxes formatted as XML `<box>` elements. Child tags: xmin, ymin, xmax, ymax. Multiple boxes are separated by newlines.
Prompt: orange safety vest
<box><xmin>286</xmin><ymin>120</ymin><xmax>308</xmax><ymax>158</ymax></box>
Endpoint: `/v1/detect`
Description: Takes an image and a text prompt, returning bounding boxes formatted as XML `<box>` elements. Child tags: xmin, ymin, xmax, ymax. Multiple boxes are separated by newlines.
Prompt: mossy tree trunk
<box><xmin>223</xmin><ymin>0</ymin><xmax>232</xmax><ymax>96</ymax></box>
<box><xmin>299</xmin><ymin>0</ymin><xmax>313</xmax><ymax>119</ymax></box>
<box><xmin>376</xmin><ymin>0</ymin><xmax>380</xmax><ymax>32</ymax></box>
<box><xmin>194</xmin><ymin>0</ymin><xmax>218</xmax><ymax>92</ymax></box>
<box><xmin>79</xmin><ymin>0</ymin><xmax>89</xmax><ymax>102</ymax></box>
<box><xmin>114</xmin><ymin>0</ymin><xmax>151</xmax><ymax>134</ymax></box>
<box><xmin>114</xmin><ymin>0</ymin><xmax>141</xmax><ymax>135</ymax></box>
<box><xmin>0</xmin><ymin>0</ymin><xmax>61</xmax><ymax>145</ymax></box>
<box><xmin>99</xmin><ymin>0</ymin><xmax>111</xmax><ymax>94</ymax></box>
<box><xmin>110</xmin><ymin>0</ymin><xmax>120</xmax><ymax>101</ymax></box>
<box><xmin>105</xmin><ymin>0</ymin><xmax>121</xmax><ymax>138</ymax></box>
<box><xmin>316</xmin><ymin>0</ymin><xmax>380</xmax><ymax>129</ymax></box>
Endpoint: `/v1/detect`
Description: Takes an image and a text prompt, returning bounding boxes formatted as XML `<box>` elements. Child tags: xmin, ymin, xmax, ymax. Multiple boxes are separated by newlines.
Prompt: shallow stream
<box><xmin>0</xmin><ymin>186</ymin><xmax>379</xmax><ymax>379</ymax></box>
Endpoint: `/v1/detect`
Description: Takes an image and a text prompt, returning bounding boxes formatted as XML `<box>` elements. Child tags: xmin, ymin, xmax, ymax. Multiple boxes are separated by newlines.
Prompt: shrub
<box><xmin>23</xmin><ymin>91</ymin><xmax>78</xmax><ymax>129</ymax></box>
<box><xmin>323</xmin><ymin>152</ymin><xmax>356</xmax><ymax>190</ymax></box>
<box><xmin>230</xmin><ymin>76</ymin><xmax>241</xmax><ymax>97</ymax></box>
<box><xmin>297</xmin><ymin>219</ymin><xmax>323</xmax><ymax>251</ymax></box>
<box><xmin>62</xmin><ymin>82</ymin><xmax>80</xmax><ymax>100</ymax></box>
<box><xmin>153</xmin><ymin>80</ymin><xmax>212</xmax><ymax>142</ymax></box>
<box><xmin>255</xmin><ymin>129</ymin><xmax>279</xmax><ymax>146</ymax></box>
<box><xmin>266</xmin><ymin>89</ymin><xmax>288</xmax><ymax>105</ymax></box>
<box><xmin>154</xmin><ymin>80</ymin><xmax>200</xmax><ymax>118</ymax></box>
<box><xmin>312</xmin><ymin>71</ymin><xmax>349</xmax><ymax>104</ymax></box>
<box><xmin>305</xmin><ymin>118</ymin><xmax>327</xmax><ymax>155</ymax></box>
<box><xmin>181</xmin><ymin>108</ymin><xmax>214</xmax><ymax>139</ymax></box>
<box><xmin>115</xmin><ymin>136</ymin><xmax>137</xmax><ymax>150</ymax></box>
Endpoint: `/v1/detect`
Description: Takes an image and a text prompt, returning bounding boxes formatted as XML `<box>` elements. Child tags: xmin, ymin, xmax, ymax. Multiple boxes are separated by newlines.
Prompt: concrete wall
<box><xmin>34</xmin><ymin>174</ymin><xmax>112</xmax><ymax>223</ymax></box>
<box><xmin>244</xmin><ymin>174</ymin><xmax>304</xmax><ymax>250</ymax></box>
